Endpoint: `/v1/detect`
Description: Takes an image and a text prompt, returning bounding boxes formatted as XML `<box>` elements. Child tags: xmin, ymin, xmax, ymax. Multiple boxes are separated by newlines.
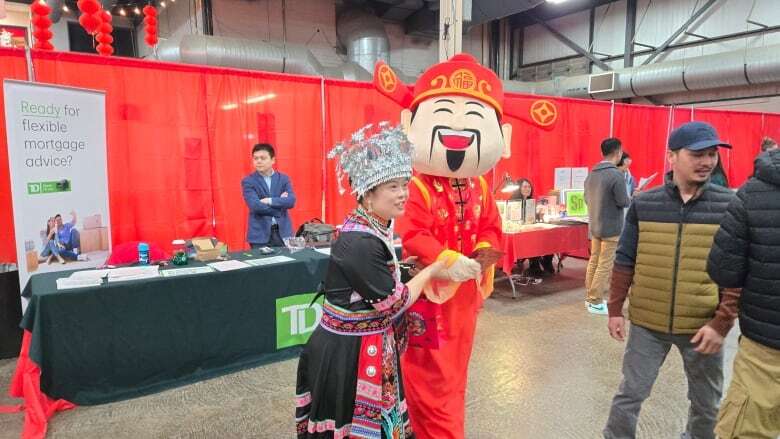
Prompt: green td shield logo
<box><xmin>276</xmin><ymin>292</ymin><xmax>323</xmax><ymax>349</ymax></box>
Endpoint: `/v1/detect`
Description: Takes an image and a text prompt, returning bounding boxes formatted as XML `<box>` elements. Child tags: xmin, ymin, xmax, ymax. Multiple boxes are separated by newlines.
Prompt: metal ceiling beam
<box><xmin>529</xmin><ymin>13</ymin><xmax>612</xmax><ymax>71</ymax></box>
<box><xmin>641</xmin><ymin>0</ymin><xmax>718</xmax><ymax>66</ymax></box>
<box><xmin>624</xmin><ymin>0</ymin><xmax>637</xmax><ymax>68</ymax></box>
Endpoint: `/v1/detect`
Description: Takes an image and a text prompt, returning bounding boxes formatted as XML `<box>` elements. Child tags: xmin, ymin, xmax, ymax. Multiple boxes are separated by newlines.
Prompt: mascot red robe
<box><xmin>374</xmin><ymin>53</ymin><xmax>557</xmax><ymax>439</ymax></box>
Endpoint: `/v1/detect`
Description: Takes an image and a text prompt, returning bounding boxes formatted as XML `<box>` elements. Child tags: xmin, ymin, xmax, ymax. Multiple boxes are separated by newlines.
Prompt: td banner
<box><xmin>3</xmin><ymin>80</ymin><xmax>111</xmax><ymax>291</ymax></box>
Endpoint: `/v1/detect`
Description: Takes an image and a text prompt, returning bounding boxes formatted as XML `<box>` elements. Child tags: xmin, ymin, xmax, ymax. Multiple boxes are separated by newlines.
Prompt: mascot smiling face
<box><xmin>401</xmin><ymin>94</ymin><xmax>511</xmax><ymax>178</ymax></box>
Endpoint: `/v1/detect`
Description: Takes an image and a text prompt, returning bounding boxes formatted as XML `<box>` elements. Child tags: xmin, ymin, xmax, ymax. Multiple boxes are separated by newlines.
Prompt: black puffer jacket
<box><xmin>707</xmin><ymin>149</ymin><xmax>780</xmax><ymax>350</ymax></box>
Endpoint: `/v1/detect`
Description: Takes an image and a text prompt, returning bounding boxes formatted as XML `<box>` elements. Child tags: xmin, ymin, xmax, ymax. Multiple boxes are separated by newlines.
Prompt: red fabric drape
<box><xmin>692</xmin><ymin>108</ymin><xmax>764</xmax><ymax>187</ymax></box>
<box><xmin>0</xmin><ymin>48</ymin><xmax>29</xmax><ymax>262</ymax></box>
<box><xmin>1</xmin><ymin>50</ymin><xmax>779</xmax><ymax>263</ymax></box>
<box><xmin>30</xmin><ymin>51</ymin><xmax>214</xmax><ymax>251</ymax></box>
<box><xmin>204</xmin><ymin>71</ymin><xmax>323</xmax><ymax>249</ymax></box>
<box><xmin>322</xmin><ymin>79</ymin><xmax>402</xmax><ymax>224</ymax></box>
<box><xmin>497</xmin><ymin>95</ymin><xmax>612</xmax><ymax>196</ymax></box>
<box><xmin>2</xmin><ymin>331</ymin><xmax>76</xmax><ymax>439</ymax></box>
<box><xmin>612</xmin><ymin>103</ymin><xmax>671</xmax><ymax>191</ymax></box>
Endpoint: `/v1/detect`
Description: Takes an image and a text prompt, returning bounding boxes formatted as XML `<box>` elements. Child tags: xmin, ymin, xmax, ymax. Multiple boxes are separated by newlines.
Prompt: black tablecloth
<box><xmin>0</xmin><ymin>270</ymin><xmax>22</xmax><ymax>359</ymax></box>
<box><xmin>20</xmin><ymin>248</ymin><xmax>329</xmax><ymax>405</ymax></box>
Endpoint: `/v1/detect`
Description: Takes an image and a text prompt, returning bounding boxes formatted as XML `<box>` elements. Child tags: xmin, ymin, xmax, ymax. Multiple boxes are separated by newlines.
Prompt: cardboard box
<box><xmin>99</xmin><ymin>228</ymin><xmax>110</xmax><ymax>250</ymax></box>
<box><xmin>26</xmin><ymin>250</ymin><xmax>39</xmax><ymax>272</ymax></box>
<box><xmin>192</xmin><ymin>237</ymin><xmax>225</xmax><ymax>261</ymax></box>
<box><xmin>83</xmin><ymin>214</ymin><xmax>103</xmax><ymax>230</ymax></box>
<box><xmin>80</xmin><ymin>227</ymin><xmax>108</xmax><ymax>253</ymax></box>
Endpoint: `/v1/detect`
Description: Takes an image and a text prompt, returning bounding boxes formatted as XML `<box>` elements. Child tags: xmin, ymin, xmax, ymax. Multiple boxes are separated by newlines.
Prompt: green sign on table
<box><xmin>565</xmin><ymin>190</ymin><xmax>588</xmax><ymax>217</ymax></box>
<box><xmin>276</xmin><ymin>292</ymin><xmax>323</xmax><ymax>349</ymax></box>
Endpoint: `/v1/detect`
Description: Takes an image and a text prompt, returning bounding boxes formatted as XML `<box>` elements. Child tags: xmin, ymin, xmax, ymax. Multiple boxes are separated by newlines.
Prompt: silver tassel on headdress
<box><xmin>328</xmin><ymin>122</ymin><xmax>414</xmax><ymax>197</ymax></box>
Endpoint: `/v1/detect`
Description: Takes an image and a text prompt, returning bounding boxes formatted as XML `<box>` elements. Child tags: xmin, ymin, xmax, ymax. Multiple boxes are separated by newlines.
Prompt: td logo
<box><xmin>276</xmin><ymin>292</ymin><xmax>323</xmax><ymax>349</ymax></box>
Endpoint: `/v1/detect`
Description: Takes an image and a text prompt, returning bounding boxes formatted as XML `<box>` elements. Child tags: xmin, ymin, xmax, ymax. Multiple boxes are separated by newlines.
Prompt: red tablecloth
<box><xmin>501</xmin><ymin>224</ymin><xmax>590</xmax><ymax>274</ymax></box>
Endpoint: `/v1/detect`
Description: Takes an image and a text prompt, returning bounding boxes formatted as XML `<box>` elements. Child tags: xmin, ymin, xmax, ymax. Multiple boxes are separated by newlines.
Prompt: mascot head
<box><xmin>375</xmin><ymin>53</ymin><xmax>556</xmax><ymax>179</ymax></box>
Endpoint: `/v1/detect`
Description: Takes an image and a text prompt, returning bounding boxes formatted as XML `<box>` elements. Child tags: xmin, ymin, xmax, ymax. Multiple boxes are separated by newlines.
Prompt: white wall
<box><xmin>149</xmin><ymin>0</ymin><xmax>482</xmax><ymax>77</ymax></box>
<box><xmin>522</xmin><ymin>0</ymin><xmax>780</xmax><ymax>73</ymax></box>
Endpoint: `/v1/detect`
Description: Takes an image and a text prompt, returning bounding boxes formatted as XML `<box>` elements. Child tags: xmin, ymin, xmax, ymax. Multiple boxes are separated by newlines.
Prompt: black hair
<box><xmin>617</xmin><ymin>151</ymin><xmax>631</xmax><ymax>167</ymax></box>
<box><xmin>511</xmin><ymin>178</ymin><xmax>534</xmax><ymax>200</ymax></box>
<box><xmin>601</xmin><ymin>138</ymin><xmax>622</xmax><ymax>157</ymax></box>
<box><xmin>252</xmin><ymin>143</ymin><xmax>275</xmax><ymax>158</ymax></box>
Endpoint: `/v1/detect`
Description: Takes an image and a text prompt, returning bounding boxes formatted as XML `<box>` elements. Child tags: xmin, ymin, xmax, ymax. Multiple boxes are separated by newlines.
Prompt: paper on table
<box><xmin>57</xmin><ymin>277</ymin><xmax>103</xmax><ymax>290</ymax></box>
<box><xmin>571</xmin><ymin>167</ymin><xmax>589</xmax><ymax>189</ymax></box>
<box><xmin>245</xmin><ymin>256</ymin><xmax>296</xmax><ymax>266</ymax></box>
<box><xmin>207</xmin><ymin>260</ymin><xmax>251</xmax><ymax>272</ymax></box>
<box><xmin>69</xmin><ymin>269</ymin><xmax>110</xmax><ymax>280</ymax></box>
<box><xmin>554</xmin><ymin>167</ymin><xmax>572</xmax><ymax>190</ymax></box>
<box><xmin>107</xmin><ymin>266</ymin><xmax>160</xmax><ymax>279</ymax></box>
<box><xmin>314</xmin><ymin>248</ymin><xmax>331</xmax><ymax>256</ymax></box>
<box><xmin>160</xmin><ymin>266</ymin><xmax>215</xmax><ymax>277</ymax></box>
<box><xmin>637</xmin><ymin>172</ymin><xmax>658</xmax><ymax>191</ymax></box>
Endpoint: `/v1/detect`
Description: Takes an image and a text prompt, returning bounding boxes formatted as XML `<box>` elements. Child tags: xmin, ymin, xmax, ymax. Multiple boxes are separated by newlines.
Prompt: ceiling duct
<box><xmin>337</xmin><ymin>8</ymin><xmax>390</xmax><ymax>75</ymax></box>
<box><xmin>157</xmin><ymin>35</ymin><xmax>324</xmax><ymax>76</ymax></box>
<box><xmin>505</xmin><ymin>43</ymin><xmax>780</xmax><ymax>104</ymax></box>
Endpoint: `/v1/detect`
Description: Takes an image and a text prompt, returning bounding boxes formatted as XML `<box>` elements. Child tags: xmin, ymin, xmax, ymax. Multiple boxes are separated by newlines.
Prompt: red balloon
<box><xmin>96</xmin><ymin>33</ymin><xmax>113</xmax><ymax>44</ymax></box>
<box><xmin>99</xmin><ymin>22</ymin><xmax>113</xmax><ymax>34</ymax></box>
<box><xmin>79</xmin><ymin>12</ymin><xmax>101</xmax><ymax>34</ymax></box>
<box><xmin>101</xmin><ymin>10</ymin><xmax>112</xmax><ymax>23</ymax></box>
<box><xmin>33</xmin><ymin>29</ymin><xmax>53</xmax><ymax>41</ymax></box>
<box><xmin>30</xmin><ymin>1</ymin><xmax>51</xmax><ymax>16</ymax></box>
<box><xmin>77</xmin><ymin>0</ymin><xmax>100</xmax><ymax>15</ymax></box>
<box><xmin>143</xmin><ymin>16</ymin><xmax>157</xmax><ymax>27</ymax></box>
<box><xmin>144</xmin><ymin>34</ymin><xmax>158</xmax><ymax>46</ymax></box>
<box><xmin>142</xmin><ymin>5</ymin><xmax>157</xmax><ymax>16</ymax></box>
<box><xmin>96</xmin><ymin>43</ymin><xmax>113</xmax><ymax>56</ymax></box>
<box><xmin>31</xmin><ymin>15</ymin><xmax>52</xmax><ymax>29</ymax></box>
<box><xmin>145</xmin><ymin>24</ymin><xmax>157</xmax><ymax>35</ymax></box>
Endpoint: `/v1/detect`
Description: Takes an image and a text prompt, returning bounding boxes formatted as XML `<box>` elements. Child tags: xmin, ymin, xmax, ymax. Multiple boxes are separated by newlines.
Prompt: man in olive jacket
<box><xmin>707</xmin><ymin>148</ymin><xmax>780</xmax><ymax>439</ymax></box>
<box><xmin>603</xmin><ymin>122</ymin><xmax>736</xmax><ymax>439</ymax></box>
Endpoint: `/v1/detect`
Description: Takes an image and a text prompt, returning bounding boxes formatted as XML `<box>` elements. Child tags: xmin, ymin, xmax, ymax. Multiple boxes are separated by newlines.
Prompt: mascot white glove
<box><xmin>435</xmin><ymin>251</ymin><xmax>481</xmax><ymax>282</ymax></box>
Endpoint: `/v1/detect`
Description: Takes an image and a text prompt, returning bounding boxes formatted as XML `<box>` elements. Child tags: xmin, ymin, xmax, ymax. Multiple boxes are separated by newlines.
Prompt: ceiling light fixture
<box><xmin>221</xmin><ymin>103</ymin><xmax>238</xmax><ymax>111</ymax></box>
<box><xmin>546</xmin><ymin>0</ymin><xmax>568</xmax><ymax>4</ymax></box>
<box><xmin>119</xmin><ymin>7</ymin><xmax>126</xmax><ymax>15</ymax></box>
<box><xmin>62</xmin><ymin>4</ymin><xmax>69</xmax><ymax>11</ymax></box>
<box><xmin>160</xmin><ymin>1</ymin><xmax>166</xmax><ymax>7</ymax></box>
<box><xmin>134</xmin><ymin>6</ymin><xmax>141</xmax><ymax>14</ymax></box>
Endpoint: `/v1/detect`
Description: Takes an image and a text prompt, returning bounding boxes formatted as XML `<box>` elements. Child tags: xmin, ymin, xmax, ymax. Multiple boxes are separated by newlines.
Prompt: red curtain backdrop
<box><xmin>692</xmin><ymin>108</ymin><xmax>764</xmax><ymax>187</ymax></box>
<box><xmin>497</xmin><ymin>94</ymin><xmax>612</xmax><ymax>197</ymax></box>
<box><xmin>0</xmin><ymin>48</ymin><xmax>28</xmax><ymax>262</ymax></box>
<box><xmin>1</xmin><ymin>48</ymin><xmax>778</xmax><ymax>263</ymax></box>
<box><xmin>322</xmin><ymin>79</ymin><xmax>402</xmax><ymax>224</ymax></box>
<box><xmin>30</xmin><ymin>51</ymin><xmax>215</xmax><ymax>252</ymax></box>
<box><xmin>612</xmin><ymin>103</ymin><xmax>672</xmax><ymax>191</ymax></box>
<box><xmin>203</xmin><ymin>70</ymin><xmax>323</xmax><ymax>249</ymax></box>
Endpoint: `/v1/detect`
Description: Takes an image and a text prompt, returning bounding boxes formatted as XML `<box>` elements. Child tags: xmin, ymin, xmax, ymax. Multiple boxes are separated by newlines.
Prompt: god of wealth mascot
<box><xmin>373</xmin><ymin>53</ymin><xmax>557</xmax><ymax>439</ymax></box>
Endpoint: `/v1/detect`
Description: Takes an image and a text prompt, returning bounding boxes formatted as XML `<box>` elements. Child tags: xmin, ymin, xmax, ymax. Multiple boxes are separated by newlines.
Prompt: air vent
<box><xmin>589</xmin><ymin>72</ymin><xmax>617</xmax><ymax>93</ymax></box>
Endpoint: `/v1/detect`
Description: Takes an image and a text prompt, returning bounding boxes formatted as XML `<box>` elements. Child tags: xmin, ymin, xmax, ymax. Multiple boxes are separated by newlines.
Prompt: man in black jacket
<box><xmin>707</xmin><ymin>148</ymin><xmax>780</xmax><ymax>439</ymax></box>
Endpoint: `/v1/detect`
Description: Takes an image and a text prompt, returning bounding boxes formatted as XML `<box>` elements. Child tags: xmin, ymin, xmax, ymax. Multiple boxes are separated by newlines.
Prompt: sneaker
<box><xmin>587</xmin><ymin>302</ymin><xmax>608</xmax><ymax>315</ymax></box>
<box><xmin>77</xmin><ymin>254</ymin><xmax>90</xmax><ymax>261</ymax></box>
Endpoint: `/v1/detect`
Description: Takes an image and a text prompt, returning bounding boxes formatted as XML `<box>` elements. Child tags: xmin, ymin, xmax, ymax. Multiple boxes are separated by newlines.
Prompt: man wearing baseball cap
<box><xmin>603</xmin><ymin>121</ymin><xmax>737</xmax><ymax>439</ymax></box>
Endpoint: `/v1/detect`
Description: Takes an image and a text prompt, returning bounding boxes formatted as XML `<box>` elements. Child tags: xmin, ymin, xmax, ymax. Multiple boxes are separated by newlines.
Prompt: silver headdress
<box><xmin>328</xmin><ymin>122</ymin><xmax>414</xmax><ymax>197</ymax></box>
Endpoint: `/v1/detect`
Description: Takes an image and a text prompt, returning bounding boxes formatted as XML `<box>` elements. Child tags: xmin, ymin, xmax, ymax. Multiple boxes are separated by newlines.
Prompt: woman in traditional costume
<box><xmin>295</xmin><ymin>123</ymin><xmax>445</xmax><ymax>439</ymax></box>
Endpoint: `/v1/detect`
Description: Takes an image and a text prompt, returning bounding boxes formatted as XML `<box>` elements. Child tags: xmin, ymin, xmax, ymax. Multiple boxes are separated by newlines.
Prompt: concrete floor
<box><xmin>0</xmin><ymin>258</ymin><xmax>739</xmax><ymax>439</ymax></box>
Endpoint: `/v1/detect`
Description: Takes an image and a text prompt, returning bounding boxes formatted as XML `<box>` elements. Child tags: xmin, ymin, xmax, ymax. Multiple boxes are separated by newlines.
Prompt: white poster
<box><xmin>3</xmin><ymin>80</ymin><xmax>111</xmax><ymax>290</ymax></box>
<box><xmin>571</xmin><ymin>167</ymin><xmax>589</xmax><ymax>190</ymax></box>
<box><xmin>554</xmin><ymin>167</ymin><xmax>572</xmax><ymax>190</ymax></box>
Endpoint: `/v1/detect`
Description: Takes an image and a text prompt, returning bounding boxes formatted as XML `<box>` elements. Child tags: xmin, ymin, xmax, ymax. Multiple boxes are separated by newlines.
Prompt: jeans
<box><xmin>58</xmin><ymin>229</ymin><xmax>81</xmax><ymax>260</ymax></box>
<box><xmin>604</xmin><ymin>324</ymin><xmax>723</xmax><ymax>439</ymax></box>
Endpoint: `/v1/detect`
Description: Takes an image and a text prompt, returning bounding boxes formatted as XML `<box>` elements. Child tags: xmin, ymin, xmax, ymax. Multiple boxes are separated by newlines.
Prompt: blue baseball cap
<box><xmin>668</xmin><ymin>121</ymin><xmax>731</xmax><ymax>151</ymax></box>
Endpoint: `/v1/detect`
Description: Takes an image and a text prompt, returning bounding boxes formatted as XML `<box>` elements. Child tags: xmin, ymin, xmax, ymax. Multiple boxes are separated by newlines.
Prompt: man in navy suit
<box><xmin>241</xmin><ymin>143</ymin><xmax>296</xmax><ymax>248</ymax></box>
